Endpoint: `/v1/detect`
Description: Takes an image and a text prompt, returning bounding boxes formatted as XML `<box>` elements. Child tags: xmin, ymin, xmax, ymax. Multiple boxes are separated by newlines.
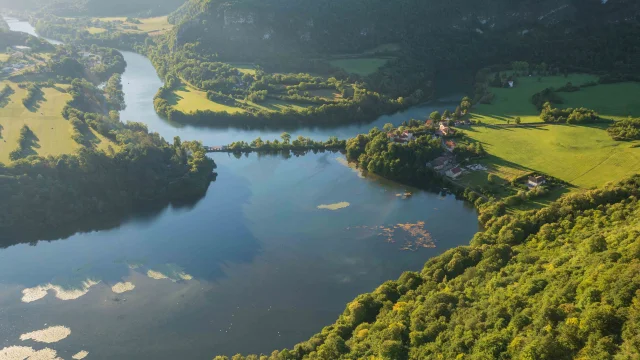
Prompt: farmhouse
<box><xmin>388</xmin><ymin>131</ymin><xmax>414</xmax><ymax>143</ymax></box>
<box><xmin>445</xmin><ymin>140</ymin><xmax>456</xmax><ymax>152</ymax></box>
<box><xmin>528</xmin><ymin>175</ymin><xmax>546</xmax><ymax>187</ymax></box>
<box><xmin>446</xmin><ymin>167</ymin><xmax>463</xmax><ymax>179</ymax></box>
<box><xmin>439</xmin><ymin>122</ymin><xmax>452</xmax><ymax>136</ymax></box>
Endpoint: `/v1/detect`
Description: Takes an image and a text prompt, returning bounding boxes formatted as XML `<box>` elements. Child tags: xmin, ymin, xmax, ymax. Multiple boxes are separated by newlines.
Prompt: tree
<box><xmin>454</xmin><ymin>106</ymin><xmax>463</xmax><ymax>119</ymax></box>
<box><xmin>442</xmin><ymin>110</ymin><xmax>451</xmax><ymax>120</ymax></box>
<box><xmin>383</xmin><ymin>123</ymin><xmax>394</xmax><ymax>132</ymax></box>
<box><xmin>488</xmin><ymin>173</ymin><xmax>497</xmax><ymax>184</ymax></box>
<box><xmin>430</xmin><ymin>111</ymin><xmax>442</xmax><ymax>121</ymax></box>
<box><xmin>515</xmin><ymin>117</ymin><xmax>521</xmax><ymax>124</ymax></box>
<box><xmin>460</xmin><ymin>97</ymin><xmax>472</xmax><ymax>113</ymax></box>
<box><xmin>280</xmin><ymin>132</ymin><xmax>291</xmax><ymax>144</ymax></box>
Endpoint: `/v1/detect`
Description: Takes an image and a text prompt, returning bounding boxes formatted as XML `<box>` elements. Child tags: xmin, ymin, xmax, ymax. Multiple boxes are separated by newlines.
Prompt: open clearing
<box><xmin>329</xmin><ymin>58</ymin><xmax>389</xmax><ymax>76</ymax></box>
<box><xmin>470</xmin><ymin>74</ymin><xmax>599</xmax><ymax>125</ymax></box>
<box><xmin>168</xmin><ymin>85</ymin><xmax>245</xmax><ymax>114</ymax></box>
<box><xmin>168</xmin><ymin>84</ymin><xmax>313</xmax><ymax>114</ymax></box>
<box><xmin>84</xmin><ymin>16</ymin><xmax>173</xmax><ymax>36</ymax></box>
<box><xmin>228</xmin><ymin>63</ymin><xmax>256</xmax><ymax>75</ymax></box>
<box><xmin>86</xmin><ymin>27</ymin><xmax>107</xmax><ymax>34</ymax></box>
<box><xmin>561</xmin><ymin>82</ymin><xmax>640</xmax><ymax>120</ymax></box>
<box><xmin>306</xmin><ymin>88</ymin><xmax>342</xmax><ymax>100</ymax></box>
<box><xmin>0</xmin><ymin>81</ymin><xmax>114</xmax><ymax>163</ymax></box>
<box><xmin>460</xmin><ymin>75</ymin><xmax>640</xmax><ymax>192</ymax></box>
<box><xmin>462</xmin><ymin>124</ymin><xmax>640</xmax><ymax>189</ymax></box>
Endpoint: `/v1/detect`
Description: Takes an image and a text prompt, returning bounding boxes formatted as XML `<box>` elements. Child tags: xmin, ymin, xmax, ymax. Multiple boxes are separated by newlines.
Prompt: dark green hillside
<box><xmin>216</xmin><ymin>176</ymin><xmax>640</xmax><ymax>359</ymax></box>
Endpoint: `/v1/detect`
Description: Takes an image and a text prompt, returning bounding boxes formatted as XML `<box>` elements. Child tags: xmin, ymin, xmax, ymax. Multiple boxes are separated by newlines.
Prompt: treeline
<box><xmin>213</xmin><ymin>175</ymin><xmax>640</xmax><ymax>360</ymax></box>
<box><xmin>608</xmin><ymin>117</ymin><xmax>640</xmax><ymax>141</ymax></box>
<box><xmin>540</xmin><ymin>103</ymin><xmax>603</xmax><ymax>124</ymax></box>
<box><xmin>227</xmin><ymin>134</ymin><xmax>345</xmax><ymax>152</ymax></box>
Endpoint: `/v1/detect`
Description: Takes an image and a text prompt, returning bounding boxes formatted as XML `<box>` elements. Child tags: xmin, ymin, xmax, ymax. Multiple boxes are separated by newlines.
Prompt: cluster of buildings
<box><xmin>386</xmin><ymin>130</ymin><xmax>414</xmax><ymax>143</ymax></box>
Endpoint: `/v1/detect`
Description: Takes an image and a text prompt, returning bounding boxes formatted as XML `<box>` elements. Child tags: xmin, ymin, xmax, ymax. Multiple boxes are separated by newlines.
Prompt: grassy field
<box><xmin>0</xmin><ymin>81</ymin><xmax>113</xmax><ymax>163</ymax></box>
<box><xmin>462</xmin><ymin>124</ymin><xmax>640</xmax><ymax>189</ymax></box>
<box><xmin>168</xmin><ymin>83</ymin><xmax>314</xmax><ymax>114</ymax></box>
<box><xmin>168</xmin><ymin>85</ymin><xmax>245</xmax><ymax>114</ymax></box>
<box><xmin>561</xmin><ymin>82</ymin><xmax>640</xmax><ymax>120</ymax></box>
<box><xmin>85</xmin><ymin>16</ymin><xmax>173</xmax><ymax>36</ymax></box>
<box><xmin>329</xmin><ymin>58</ymin><xmax>389</xmax><ymax>76</ymax></box>
<box><xmin>86</xmin><ymin>27</ymin><xmax>107</xmax><ymax>34</ymax></box>
<box><xmin>228</xmin><ymin>63</ymin><xmax>256</xmax><ymax>75</ymax></box>
<box><xmin>455</xmin><ymin>76</ymin><xmax>640</xmax><ymax>201</ymax></box>
<box><xmin>470</xmin><ymin>74</ymin><xmax>599</xmax><ymax>125</ymax></box>
<box><xmin>306</xmin><ymin>88</ymin><xmax>342</xmax><ymax>100</ymax></box>
<box><xmin>247</xmin><ymin>98</ymin><xmax>309</xmax><ymax>112</ymax></box>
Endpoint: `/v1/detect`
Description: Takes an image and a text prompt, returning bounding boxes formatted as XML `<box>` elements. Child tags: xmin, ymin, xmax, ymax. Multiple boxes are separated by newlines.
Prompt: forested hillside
<box><xmin>169</xmin><ymin>0</ymin><xmax>640</xmax><ymax>71</ymax></box>
<box><xmin>215</xmin><ymin>176</ymin><xmax>640</xmax><ymax>359</ymax></box>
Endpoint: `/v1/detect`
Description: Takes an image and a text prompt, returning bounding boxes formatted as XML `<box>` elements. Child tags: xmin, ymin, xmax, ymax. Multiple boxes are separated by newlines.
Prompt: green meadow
<box><xmin>460</xmin><ymin>77</ymin><xmax>640</xmax><ymax>192</ymax></box>
<box><xmin>81</xmin><ymin>16</ymin><xmax>173</xmax><ymax>36</ymax></box>
<box><xmin>0</xmin><ymin>81</ymin><xmax>114</xmax><ymax>163</ymax></box>
<box><xmin>470</xmin><ymin>74</ymin><xmax>599</xmax><ymax>125</ymax></box>
<box><xmin>168</xmin><ymin>85</ymin><xmax>246</xmax><ymax>114</ymax></box>
<box><xmin>168</xmin><ymin>84</ymin><xmax>313</xmax><ymax>114</ymax></box>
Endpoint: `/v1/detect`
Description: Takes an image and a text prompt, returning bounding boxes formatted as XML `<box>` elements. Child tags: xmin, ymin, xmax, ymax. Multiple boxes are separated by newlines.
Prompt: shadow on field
<box><xmin>166</xmin><ymin>85</ymin><xmax>188</xmax><ymax>106</ymax></box>
<box><xmin>25</xmin><ymin>89</ymin><xmax>46</xmax><ymax>113</ymax></box>
<box><xmin>21</xmin><ymin>129</ymin><xmax>41</xmax><ymax>156</ymax></box>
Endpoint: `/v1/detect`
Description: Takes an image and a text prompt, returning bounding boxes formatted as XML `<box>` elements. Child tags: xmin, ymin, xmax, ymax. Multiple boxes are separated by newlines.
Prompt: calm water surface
<box><xmin>2</xmin><ymin>18</ymin><xmax>479</xmax><ymax>359</ymax></box>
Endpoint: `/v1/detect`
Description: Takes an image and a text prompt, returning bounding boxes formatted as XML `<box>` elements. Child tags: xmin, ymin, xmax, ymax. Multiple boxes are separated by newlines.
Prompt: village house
<box><xmin>430</xmin><ymin>156</ymin><xmax>450</xmax><ymax>171</ymax></box>
<box><xmin>508</xmin><ymin>80</ymin><xmax>515</xmax><ymax>88</ymax></box>
<box><xmin>388</xmin><ymin>131</ymin><xmax>414</xmax><ymax>143</ymax></box>
<box><xmin>425</xmin><ymin>119</ymin><xmax>434</xmax><ymax>128</ymax></box>
<box><xmin>446</xmin><ymin>167</ymin><xmax>463</xmax><ymax>179</ymax></box>
<box><xmin>445</xmin><ymin>140</ymin><xmax>456</xmax><ymax>152</ymax></box>
<box><xmin>439</xmin><ymin>122</ymin><xmax>452</xmax><ymax>136</ymax></box>
<box><xmin>528</xmin><ymin>175</ymin><xmax>546</xmax><ymax>187</ymax></box>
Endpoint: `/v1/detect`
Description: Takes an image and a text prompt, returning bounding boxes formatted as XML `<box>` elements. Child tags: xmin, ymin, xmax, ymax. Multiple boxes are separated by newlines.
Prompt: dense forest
<box><xmin>167</xmin><ymin>0</ymin><xmax>640</xmax><ymax>71</ymax></box>
<box><xmin>212</xmin><ymin>175</ymin><xmax>640</xmax><ymax>360</ymax></box>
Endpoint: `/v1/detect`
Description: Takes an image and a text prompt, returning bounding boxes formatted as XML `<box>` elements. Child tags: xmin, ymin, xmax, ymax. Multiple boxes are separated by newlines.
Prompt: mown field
<box><xmin>168</xmin><ymin>85</ymin><xmax>245</xmax><ymax>114</ymax></box>
<box><xmin>460</xmin><ymin>78</ymin><xmax>640</xmax><ymax>192</ymax></box>
<box><xmin>470</xmin><ymin>74</ymin><xmax>599</xmax><ymax>125</ymax></box>
<box><xmin>228</xmin><ymin>63</ymin><xmax>256</xmax><ymax>75</ymax></box>
<box><xmin>82</xmin><ymin>16</ymin><xmax>173</xmax><ymax>36</ymax></box>
<box><xmin>167</xmin><ymin>84</ymin><xmax>312</xmax><ymax>114</ymax></box>
<box><xmin>0</xmin><ymin>80</ymin><xmax>114</xmax><ymax>163</ymax></box>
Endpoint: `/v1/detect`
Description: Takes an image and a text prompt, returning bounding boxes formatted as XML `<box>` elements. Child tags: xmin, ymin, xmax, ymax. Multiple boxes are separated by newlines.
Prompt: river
<box><xmin>1</xmin><ymin>18</ymin><xmax>479</xmax><ymax>359</ymax></box>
